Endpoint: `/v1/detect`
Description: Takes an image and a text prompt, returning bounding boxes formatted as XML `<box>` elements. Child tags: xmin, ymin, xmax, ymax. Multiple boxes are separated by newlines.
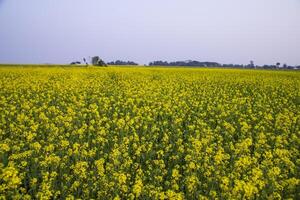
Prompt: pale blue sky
<box><xmin>0</xmin><ymin>0</ymin><xmax>299</xmax><ymax>65</ymax></box>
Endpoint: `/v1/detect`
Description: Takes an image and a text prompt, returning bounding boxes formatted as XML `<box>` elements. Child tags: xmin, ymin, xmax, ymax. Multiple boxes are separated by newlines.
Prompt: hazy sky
<box><xmin>0</xmin><ymin>0</ymin><xmax>299</xmax><ymax>65</ymax></box>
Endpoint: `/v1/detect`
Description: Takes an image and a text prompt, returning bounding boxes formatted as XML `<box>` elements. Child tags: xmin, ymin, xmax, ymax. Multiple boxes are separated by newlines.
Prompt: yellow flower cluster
<box><xmin>0</xmin><ymin>66</ymin><xmax>299</xmax><ymax>199</ymax></box>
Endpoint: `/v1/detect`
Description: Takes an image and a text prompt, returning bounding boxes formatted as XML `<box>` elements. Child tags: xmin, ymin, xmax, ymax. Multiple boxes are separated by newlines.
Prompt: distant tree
<box><xmin>283</xmin><ymin>63</ymin><xmax>287</xmax><ymax>69</ymax></box>
<box><xmin>98</xmin><ymin>59</ymin><xmax>107</xmax><ymax>67</ymax></box>
<box><xmin>276</xmin><ymin>62</ymin><xmax>281</xmax><ymax>68</ymax></box>
<box><xmin>70</xmin><ymin>61</ymin><xmax>81</xmax><ymax>65</ymax></box>
<box><xmin>248</xmin><ymin>60</ymin><xmax>255</xmax><ymax>68</ymax></box>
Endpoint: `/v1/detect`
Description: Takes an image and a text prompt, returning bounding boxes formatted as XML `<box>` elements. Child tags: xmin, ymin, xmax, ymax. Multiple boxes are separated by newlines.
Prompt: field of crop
<box><xmin>0</xmin><ymin>66</ymin><xmax>299</xmax><ymax>199</ymax></box>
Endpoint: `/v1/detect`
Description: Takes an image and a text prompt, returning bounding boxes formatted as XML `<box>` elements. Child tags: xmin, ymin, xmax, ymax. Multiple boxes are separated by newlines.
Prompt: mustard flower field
<box><xmin>0</xmin><ymin>66</ymin><xmax>299</xmax><ymax>199</ymax></box>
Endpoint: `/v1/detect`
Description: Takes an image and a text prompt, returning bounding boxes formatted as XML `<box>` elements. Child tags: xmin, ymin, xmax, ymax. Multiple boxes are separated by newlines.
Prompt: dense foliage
<box><xmin>148</xmin><ymin>60</ymin><xmax>300</xmax><ymax>69</ymax></box>
<box><xmin>149</xmin><ymin>61</ymin><xmax>221</xmax><ymax>67</ymax></box>
<box><xmin>107</xmin><ymin>61</ymin><xmax>139</xmax><ymax>66</ymax></box>
<box><xmin>0</xmin><ymin>67</ymin><xmax>299</xmax><ymax>199</ymax></box>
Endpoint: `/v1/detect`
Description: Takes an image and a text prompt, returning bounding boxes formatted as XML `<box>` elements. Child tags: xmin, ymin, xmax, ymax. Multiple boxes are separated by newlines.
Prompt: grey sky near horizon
<box><xmin>0</xmin><ymin>0</ymin><xmax>299</xmax><ymax>65</ymax></box>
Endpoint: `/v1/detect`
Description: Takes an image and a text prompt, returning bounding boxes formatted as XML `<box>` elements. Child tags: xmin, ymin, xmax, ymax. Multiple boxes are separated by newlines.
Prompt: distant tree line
<box><xmin>149</xmin><ymin>60</ymin><xmax>221</xmax><ymax>67</ymax></box>
<box><xmin>70</xmin><ymin>57</ymin><xmax>300</xmax><ymax>70</ymax></box>
<box><xmin>70</xmin><ymin>58</ymin><xmax>138</xmax><ymax>66</ymax></box>
<box><xmin>107</xmin><ymin>60</ymin><xmax>138</xmax><ymax>65</ymax></box>
<box><xmin>148</xmin><ymin>60</ymin><xmax>300</xmax><ymax>70</ymax></box>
